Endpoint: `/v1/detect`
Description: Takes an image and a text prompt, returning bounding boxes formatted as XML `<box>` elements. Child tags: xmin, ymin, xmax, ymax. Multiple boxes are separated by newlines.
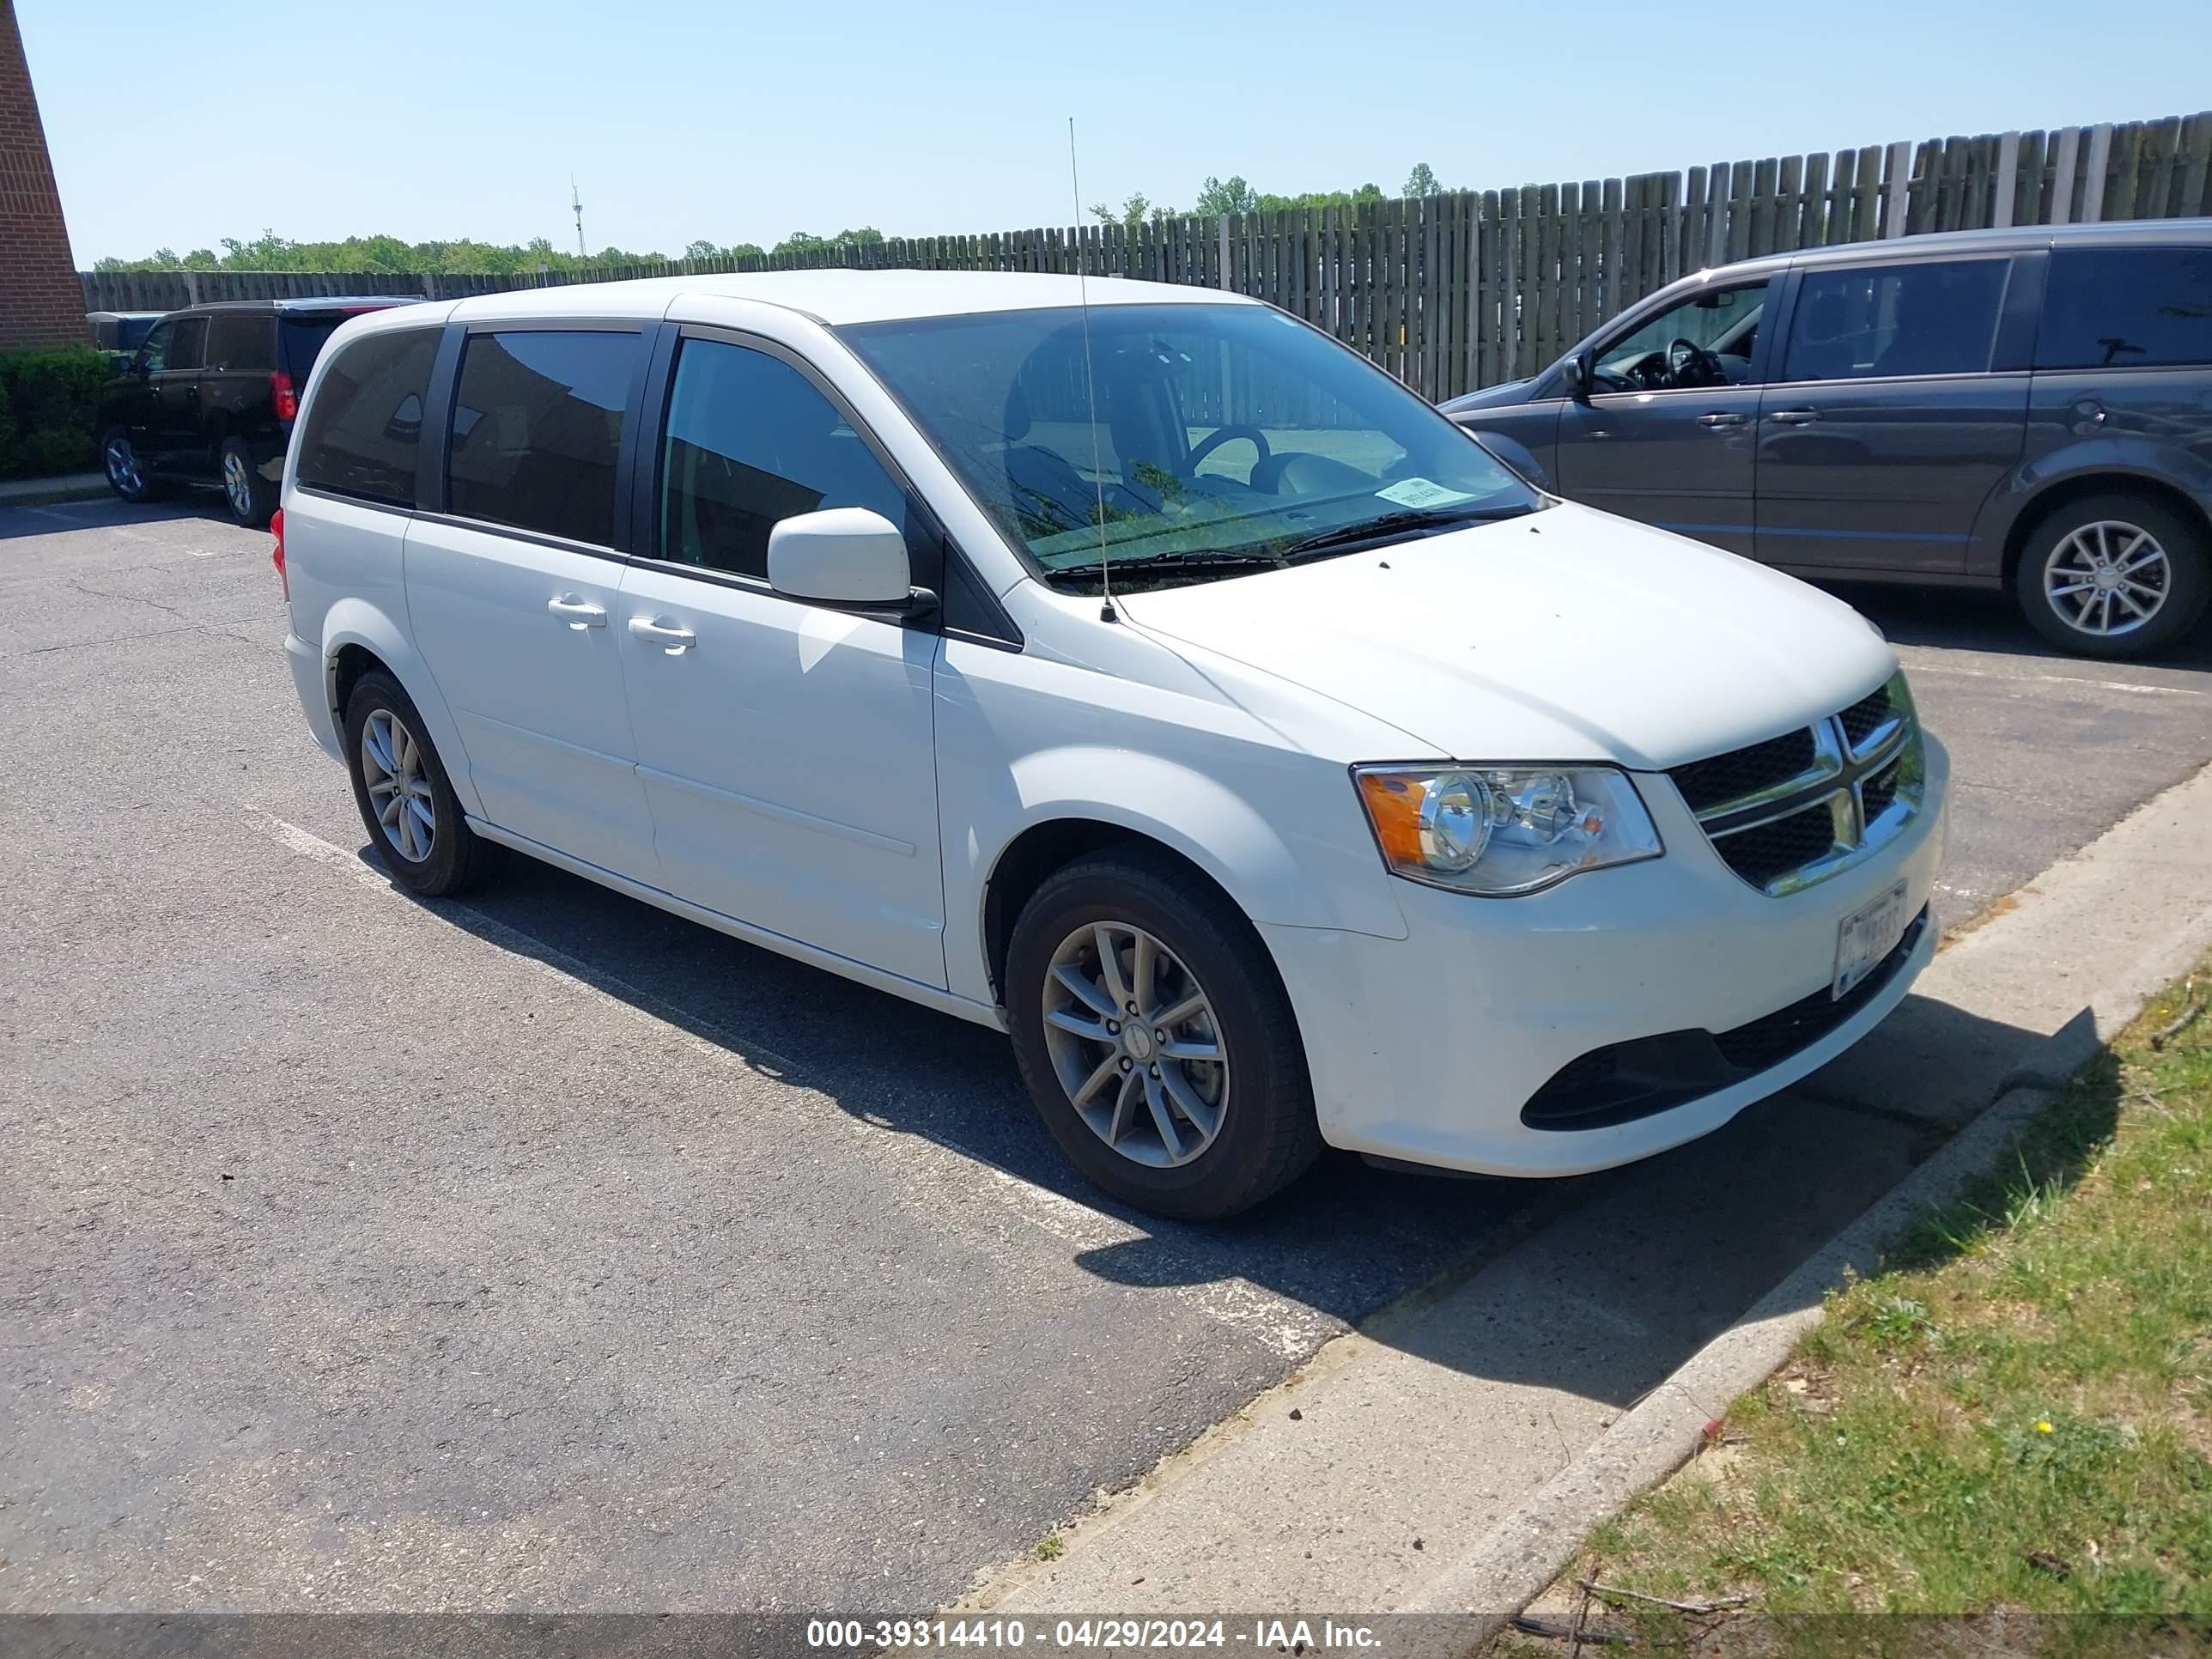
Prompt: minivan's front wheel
<box><xmin>343</xmin><ymin>671</ymin><xmax>504</xmax><ymax>897</ymax></box>
<box><xmin>1006</xmin><ymin>846</ymin><xmax>1320</xmax><ymax>1220</ymax></box>
<box><xmin>218</xmin><ymin>438</ymin><xmax>276</xmax><ymax>526</ymax></box>
<box><xmin>2016</xmin><ymin>493</ymin><xmax>2209</xmax><ymax>659</ymax></box>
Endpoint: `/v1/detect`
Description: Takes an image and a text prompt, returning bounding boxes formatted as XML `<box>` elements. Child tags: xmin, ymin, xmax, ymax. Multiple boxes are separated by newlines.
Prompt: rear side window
<box><xmin>295</xmin><ymin>328</ymin><xmax>440</xmax><ymax>507</ymax></box>
<box><xmin>205</xmin><ymin>313</ymin><xmax>275</xmax><ymax>374</ymax></box>
<box><xmin>279</xmin><ymin>314</ymin><xmax>348</xmax><ymax>377</ymax></box>
<box><xmin>657</xmin><ymin>337</ymin><xmax>910</xmax><ymax>579</ymax></box>
<box><xmin>2039</xmin><ymin>246</ymin><xmax>2212</xmax><ymax>369</ymax></box>
<box><xmin>167</xmin><ymin>315</ymin><xmax>209</xmax><ymax>374</ymax></box>
<box><xmin>1784</xmin><ymin>258</ymin><xmax>2008</xmax><ymax>382</ymax></box>
<box><xmin>448</xmin><ymin>331</ymin><xmax>635</xmax><ymax>546</ymax></box>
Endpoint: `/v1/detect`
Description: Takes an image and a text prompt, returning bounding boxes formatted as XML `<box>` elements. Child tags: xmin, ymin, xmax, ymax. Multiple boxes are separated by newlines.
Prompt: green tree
<box><xmin>1090</xmin><ymin>191</ymin><xmax>1152</xmax><ymax>233</ymax></box>
<box><xmin>1403</xmin><ymin>161</ymin><xmax>1442</xmax><ymax>198</ymax></box>
<box><xmin>1194</xmin><ymin>175</ymin><xmax>1261</xmax><ymax>216</ymax></box>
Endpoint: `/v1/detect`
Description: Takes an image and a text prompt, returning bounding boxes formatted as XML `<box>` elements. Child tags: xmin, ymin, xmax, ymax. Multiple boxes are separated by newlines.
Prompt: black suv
<box><xmin>1442</xmin><ymin>222</ymin><xmax>2212</xmax><ymax>659</ymax></box>
<box><xmin>96</xmin><ymin>299</ymin><xmax>416</xmax><ymax>526</ymax></box>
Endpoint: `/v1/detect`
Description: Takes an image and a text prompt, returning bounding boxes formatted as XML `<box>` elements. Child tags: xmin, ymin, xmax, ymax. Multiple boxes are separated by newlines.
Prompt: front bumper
<box><xmin>1262</xmin><ymin>734</ymin><xmax>1949</xmax><ymax>1176</ymax></box>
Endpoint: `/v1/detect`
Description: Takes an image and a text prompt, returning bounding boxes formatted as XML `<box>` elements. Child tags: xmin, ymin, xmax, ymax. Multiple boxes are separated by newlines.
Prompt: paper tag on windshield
<box><xmin>1374</xmin><ymin>477</ymin><xmax>1478</xmax><ymax>508</ymax></box>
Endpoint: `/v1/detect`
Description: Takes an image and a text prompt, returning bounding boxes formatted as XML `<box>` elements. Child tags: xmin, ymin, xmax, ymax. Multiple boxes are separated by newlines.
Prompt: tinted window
<box><xmin>137</xmin><ymin>321</ymin><xmax>175</xmax><ymax>374</ymax></box>
<box><xmin>2039</xmin><ymin>246</ymin><xmax>2212</xmax><ymax>369</ymax></box>
<box><xmin>279</xmin><ymin>314</ymin><xmax>349</xmax><ymax>377</ymax></box>
<box><xmin>1784</xmin><ymin>258</ymin><xmax>2008</xmax><ymax>381</ymax></box>
<box><xmin>205</xmin><ymin>313</ymin><xmax>275</xmax><ymax>374</ymax></box>
<box><xmin>659</xmin><ymin>339</ymin><xmax>909</xmax><ymax>579</ymax></box>
<box><xmin>449</xmin><ymin>331</ymin><xmax>635</xmax><ymax>545</ymax></box>
<box><xmin>167</xmin><ymin>315</ymin><xmax>209</xmax><ymax>373</ymax></box>
<box><xmin>295</xmin><ymin>328</ymin><xmax>440</xmax><ymax>507</ymax></box>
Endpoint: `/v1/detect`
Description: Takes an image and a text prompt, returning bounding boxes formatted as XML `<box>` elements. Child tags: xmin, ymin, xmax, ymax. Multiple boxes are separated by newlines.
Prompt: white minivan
<box><xmin>276</xmin><ymin>270</ymin><xmax>1948</xmax><ymax>1219</ymax></box>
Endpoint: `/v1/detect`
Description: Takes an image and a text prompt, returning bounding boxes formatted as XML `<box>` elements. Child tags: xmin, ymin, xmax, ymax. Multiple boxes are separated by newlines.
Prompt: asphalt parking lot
<box><xmin>5</xmin><ymin>495</ymin><xmax>2211</xmax><ymax>1613</ymax></box>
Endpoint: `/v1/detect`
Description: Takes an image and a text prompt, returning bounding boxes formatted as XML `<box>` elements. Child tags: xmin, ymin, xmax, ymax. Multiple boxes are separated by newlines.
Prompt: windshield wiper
<box><xmin>1046</xmin><ymin>548</ymin><xmax>1288</xmax><ymax>588</ymax></box>
<box><xmin>1279</xmin><ymin>503</ymin><xmax>1534</xmax><ymax>560</ymax></box>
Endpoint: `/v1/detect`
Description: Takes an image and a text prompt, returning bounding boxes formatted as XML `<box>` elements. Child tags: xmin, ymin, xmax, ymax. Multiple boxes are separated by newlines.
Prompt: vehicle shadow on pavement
<box><xmin>0</xmin><ymin>499</ymin><xmax>209</xmax><ymax>541</ymax></box>
<box><xmin>1824</xmin><ymin>580</ymin><xmax>2212</xmax><ymax>670</ymax></box>
<box><xmin>392</xmin><ymin>836</ymin><xmax>2069</xmax><ymax>1407</ymax></box>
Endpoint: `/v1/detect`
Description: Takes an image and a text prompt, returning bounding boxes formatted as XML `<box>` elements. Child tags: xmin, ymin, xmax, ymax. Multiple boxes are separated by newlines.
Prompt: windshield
<box><xmin>840</xmin><ymin>303</ymin><xmax>1540</xmax><ymax>590</ymax></box>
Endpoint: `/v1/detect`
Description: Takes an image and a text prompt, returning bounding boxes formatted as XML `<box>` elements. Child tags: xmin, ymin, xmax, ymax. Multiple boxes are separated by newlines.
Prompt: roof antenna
<box><xmin>1067</xmin><ymin>117</ymin><xmax>1117</xmax><ymax>623</ymax></box>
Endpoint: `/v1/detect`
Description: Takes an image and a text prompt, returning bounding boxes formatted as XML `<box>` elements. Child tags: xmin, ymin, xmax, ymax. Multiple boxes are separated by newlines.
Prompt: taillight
<box><xmin>270</xmin><ymin>369</ymin><xmax>298</xmax><ymax>422</ymax></box>
<box><xmin>271</xmin><ymin>508</ymin><xmax>289</xmax><ymax>601</ymax></box>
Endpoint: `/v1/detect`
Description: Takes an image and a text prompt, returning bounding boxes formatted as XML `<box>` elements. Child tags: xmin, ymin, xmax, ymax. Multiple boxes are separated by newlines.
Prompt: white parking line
<box><xmin>1902</xmin><ymin>659</ymin><xmax>2205</xmax><ymax>697</ymax></box>
<box><xmin>249</xmin><ymin>810</ymin><xmax>1336</xmax><ymax>1360</ymax></box>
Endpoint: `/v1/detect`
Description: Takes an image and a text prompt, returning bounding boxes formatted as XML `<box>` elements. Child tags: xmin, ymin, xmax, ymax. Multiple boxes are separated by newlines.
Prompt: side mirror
<box><xmin>1560</xmin><ymin>351</ymin><xmax>1593</xmax><ymax>400</ymax></box>
<box><xmin>767</xmin><ymin>507</ymin><xmax>923</xmax><ymax>611</ymax></box>
<box><xmin>109</xmin><ymin>352</ymin><xmax>135</xmax><ymax>375</ymax></box>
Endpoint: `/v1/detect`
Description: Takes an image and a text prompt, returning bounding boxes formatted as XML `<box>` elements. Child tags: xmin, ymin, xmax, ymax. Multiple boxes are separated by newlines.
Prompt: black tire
<box><xmin>342</xmin><ymin>670</ymin><xmax>505</xmax><ymax>897</ymax></box>
<box><xmin>217</xmin><ymin>436</ymin><xmax>277</xmax><ymax>527</ymax></box>
<box><xmin>2014</xmin><ymin>491</ymin><xmax>2210</xmax><ymax>659</ymax></box>
<box><xmin>1005</xmin><ymin>844</ymin><xmax>1321</xmax><ymax>1220</ymax></box>
<box><xmin>99</xmin><ymin>427</ymin><xmax>163</xmax><ymax>502</ymax></box>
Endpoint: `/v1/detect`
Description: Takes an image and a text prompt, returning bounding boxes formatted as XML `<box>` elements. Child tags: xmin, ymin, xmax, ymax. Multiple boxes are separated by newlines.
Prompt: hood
<box><xmin>1114</xmin><ymin>503</ymin><xmax>1896</xmax><ymax>772</ymax></box>
<box><xmin>1440</xmin><ymin>377</ymin><xmax>1536</xmax><ymax>413</ymax></box>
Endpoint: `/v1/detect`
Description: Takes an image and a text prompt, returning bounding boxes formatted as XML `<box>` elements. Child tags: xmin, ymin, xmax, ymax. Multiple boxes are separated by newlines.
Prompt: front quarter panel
<box><xmin>1449</xmin><ymin>398</ymin><xmax>1561</xmax><ymax>491</ymax></box>
<box><xmin>933</xmin><ymin>630</ymin><xmax>1412</xmax><ymax>1009</ymax></box>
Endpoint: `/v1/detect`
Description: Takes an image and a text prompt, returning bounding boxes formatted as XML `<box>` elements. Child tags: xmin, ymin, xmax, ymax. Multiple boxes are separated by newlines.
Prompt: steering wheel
<box><xmin>1667</xmin><ymin>337</ymin><xmax>1723</xmax><ymax>388</ymax></box>
<box><xmin>1186</xmin><ymin>423</ymin><xmax>1272</xmax><ymax>477</ymax></box>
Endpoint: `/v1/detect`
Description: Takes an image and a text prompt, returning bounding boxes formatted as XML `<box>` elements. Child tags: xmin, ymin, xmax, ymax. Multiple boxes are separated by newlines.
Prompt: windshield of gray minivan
<box><xmin>841</xmin><ymin>303</ymin><xmax>1540</xmax><ymax>589</ymax></box>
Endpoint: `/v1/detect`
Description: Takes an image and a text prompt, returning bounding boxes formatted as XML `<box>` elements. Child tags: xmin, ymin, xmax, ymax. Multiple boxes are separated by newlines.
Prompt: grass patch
<box><xmin>1550</xmin><ymin>966</ymin><xmax>2212</xmax><ymax>1656</ymax></box>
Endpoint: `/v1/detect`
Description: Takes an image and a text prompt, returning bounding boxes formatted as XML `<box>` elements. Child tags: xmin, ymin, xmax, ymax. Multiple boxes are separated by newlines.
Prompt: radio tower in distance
<box><xmin>571</xmin><ymin>177</ymin><xmax>586</xmax><ymax>259</ymax></box>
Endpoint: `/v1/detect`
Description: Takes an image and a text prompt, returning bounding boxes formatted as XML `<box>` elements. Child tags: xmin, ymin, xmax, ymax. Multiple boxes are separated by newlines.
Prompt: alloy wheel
<box><xmin>222</xmin><ymin>449</ymin><xmax>255</xmax><ymax>518</ymax></box>
<box><xmin>105</xmin><ymin>436</ymin><xmax>143</xmax><ymax>495</ymax></box>
<box><xmin>1041</xmin><ymin>921</ymin><xmax>1229</xmax><ymax>1168</ymax></box>
<box><xmin>361</xmin><ymin>708</ymin><xmax>435</xmax><ymax>863</ymax></box>
<box><xmin>2044</xmin><ymin>520</ymin><xmax>2172</xmax><ymax>639</ymax></box>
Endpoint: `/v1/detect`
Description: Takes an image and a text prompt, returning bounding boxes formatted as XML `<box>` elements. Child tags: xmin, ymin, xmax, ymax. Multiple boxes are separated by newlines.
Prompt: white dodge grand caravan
<box><xmin>276</xmin><ymin>270</ymin><xmax>1947</xmax><ymax>1219</ymax></box>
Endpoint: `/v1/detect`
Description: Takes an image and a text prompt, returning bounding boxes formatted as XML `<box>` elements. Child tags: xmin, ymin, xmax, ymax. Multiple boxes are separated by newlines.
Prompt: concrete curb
<box><xmin>1391</xmin><ymin>896</ymin><xmax>2212</xmax><ymax>1653</ymax></box>
<box><xmin>0</xmin><ymin>473</ymin><xmax>109</xmax><ymax>507</ymax></box>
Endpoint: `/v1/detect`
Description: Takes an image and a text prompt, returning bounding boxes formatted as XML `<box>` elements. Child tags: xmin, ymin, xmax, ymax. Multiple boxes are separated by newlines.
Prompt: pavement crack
<box><xmin>65</xmin><ymin>576</ymin><xmax>194</xmax><ymax>618</ymax></box>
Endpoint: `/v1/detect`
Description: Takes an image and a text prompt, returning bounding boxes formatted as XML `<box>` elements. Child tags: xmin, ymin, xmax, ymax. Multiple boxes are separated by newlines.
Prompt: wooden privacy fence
<box><xmin>82</xmin><ymin>110</ymin><xmax>2212</xmax><ymax>402</ymax></box>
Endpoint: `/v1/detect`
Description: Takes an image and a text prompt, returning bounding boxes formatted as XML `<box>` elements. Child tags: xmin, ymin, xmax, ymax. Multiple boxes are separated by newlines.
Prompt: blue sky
<box><xmin>23</xmin><ymin>0</ymin><xmax>2212</xmax><ymax>265</ymax></box>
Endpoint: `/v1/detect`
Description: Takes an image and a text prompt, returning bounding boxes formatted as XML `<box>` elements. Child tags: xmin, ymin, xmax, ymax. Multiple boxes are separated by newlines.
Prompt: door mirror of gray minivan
<box><xmin>1560</xmin><ymin>350</ymin><xmax>1593</xmax><ymax>400</ymax></box>
<box><xmin>767</xmin><ymin>507</ymin><xmax>922</xmax><ymax>611</ymax></box>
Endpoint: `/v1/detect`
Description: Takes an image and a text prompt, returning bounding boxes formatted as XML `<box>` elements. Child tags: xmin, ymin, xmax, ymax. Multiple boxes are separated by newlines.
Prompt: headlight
<box><xmin>1353</xmin><ymin>765</ymin><xmax>1662</xmax><ymax>896</ymax></box>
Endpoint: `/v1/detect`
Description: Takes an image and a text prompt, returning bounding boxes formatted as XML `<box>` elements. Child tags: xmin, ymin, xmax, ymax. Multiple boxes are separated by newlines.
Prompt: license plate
<box><xmin>1833</xmin><ymin>881</ymin><xmax>1911</xmax><ymax>1000</ymax></box>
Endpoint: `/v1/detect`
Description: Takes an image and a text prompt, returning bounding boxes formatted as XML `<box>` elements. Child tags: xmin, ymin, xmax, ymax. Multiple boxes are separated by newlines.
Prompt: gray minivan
<box><xmin>1443</xmin><ymin>222</ymin><xmax>2212</xmax><ymax>659</ymax></box>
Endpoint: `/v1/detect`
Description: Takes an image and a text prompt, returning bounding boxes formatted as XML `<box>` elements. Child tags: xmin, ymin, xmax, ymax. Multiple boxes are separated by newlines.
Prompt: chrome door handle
<box><xmin>1767</xmin><ymin>407</ymin><xmax>1821</xmax><ymax>425</ymax></box>
<box><xmin>547</xmin><ymin>596</ymin><xmax>607</xmax><ymax>629</ymax></box>
<box><xmin>1697</xmin><ymin>411</ymin><xmax>1747</xmax><ymax>428</ymax></box>
<box><xmin>629</xmin><ymin>616</ymin><xmax>696</xmax><ymax>654</ymax></box>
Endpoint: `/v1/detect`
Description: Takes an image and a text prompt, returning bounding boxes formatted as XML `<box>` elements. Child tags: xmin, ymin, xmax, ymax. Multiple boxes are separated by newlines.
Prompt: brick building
<box><xmin>1</xmin><ymin>0</ymin><xmax>85</xmax><ymax>349</ymax></box>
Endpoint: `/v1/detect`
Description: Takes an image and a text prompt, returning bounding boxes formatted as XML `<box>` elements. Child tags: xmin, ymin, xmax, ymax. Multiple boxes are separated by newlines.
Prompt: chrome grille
<box><xmin>1668</xmin><ymin>672</ymin><xmax>1924</xmax><ymax>896</ymax></box>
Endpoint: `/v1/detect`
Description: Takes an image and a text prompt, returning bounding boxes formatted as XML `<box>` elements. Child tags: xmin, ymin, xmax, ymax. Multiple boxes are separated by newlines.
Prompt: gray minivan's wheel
<box><xmin>218</xmin><ymin>437</ymin><xmax>276</xmax><ymax>526</ymax></box>
<box><xmin>1005</xmin><ymin>844</ymin><xmax>1321</xmax><ymax>1220</ymax></box>
<box><xmin>2015</xmin><ymin>493</ymin><xmax>2209</xmax><ymax>659</ymax></box>
<box><xmin>342</xmin><ymin>670</ymin><xmax>505</xmax><ymax>897</ymax></box>
<box><xmin>100</xmin><ymin>428</ymin><xmax>161</xmax><ymax>502</ymax></box>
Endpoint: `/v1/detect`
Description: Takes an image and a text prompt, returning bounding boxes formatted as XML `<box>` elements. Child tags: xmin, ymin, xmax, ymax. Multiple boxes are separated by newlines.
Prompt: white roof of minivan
<box><xmin>440</xmin><ymin>269</ymin><xmax>1259</xmax><ymax>328</ymax></box>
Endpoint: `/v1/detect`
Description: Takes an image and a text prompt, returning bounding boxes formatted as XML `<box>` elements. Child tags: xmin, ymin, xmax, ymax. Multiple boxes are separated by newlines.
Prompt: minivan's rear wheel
<box><xmin>343</xmin><ymin>671</ymin><xmax>504</xmax><ymax>896</ymax></box>
<box><xmin>1006</xmin><ymin>846</ymin><xmax>1320</xmax><ymax>1220</ymax></box>
<box><xmin>218</xmin><ymin>438</ymin><xmax>276</xmax><ymax>526</ymax></box>
<box><xmin>2015</xmin><ymin>493</ymin><xmax>2209</xmax><ymax>659</ymax></box>
<box><xmin>100</xmin><ymin>428</ymin><xmax>160</xmax><ymax>502</ymax></box>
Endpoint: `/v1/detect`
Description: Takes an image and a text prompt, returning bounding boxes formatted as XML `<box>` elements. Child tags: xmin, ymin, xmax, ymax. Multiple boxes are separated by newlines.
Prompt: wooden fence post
<box><xmin>2080</xmin><ymin>122</ymin><xmax>2114</xmax><ymax>222</ymax></box>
